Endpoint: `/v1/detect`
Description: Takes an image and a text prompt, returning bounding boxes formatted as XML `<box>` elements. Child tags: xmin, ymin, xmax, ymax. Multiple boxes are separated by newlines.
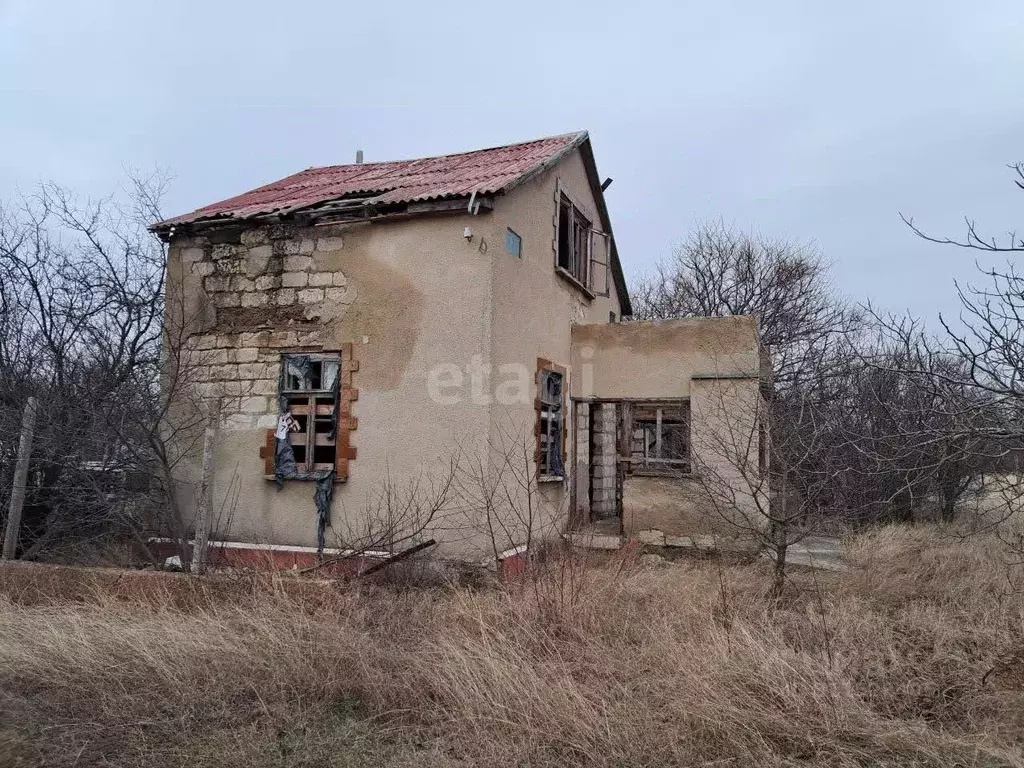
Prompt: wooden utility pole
<box><xmin>191</xmin><ymin>397</ymin><xmax>220</xmax><ymax>575</ymax></box>
<box><xmin>2</xmin><ymin>397</ymin><xmax>38</xmax><ymax>560</ymax></box>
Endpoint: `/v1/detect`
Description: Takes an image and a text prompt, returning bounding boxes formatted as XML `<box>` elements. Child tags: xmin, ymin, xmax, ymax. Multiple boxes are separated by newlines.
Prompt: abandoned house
<box><xmin>152</xmin><ymin>131</ymin><xmax>769</xmax><ymax>569</ymax></box>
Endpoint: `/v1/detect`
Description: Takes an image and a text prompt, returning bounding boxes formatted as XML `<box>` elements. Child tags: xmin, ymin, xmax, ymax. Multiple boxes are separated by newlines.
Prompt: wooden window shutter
<box><xmin>260</xmin><ymin>428</ymin><xmax>276</xmax><ymax>477</ymax></box>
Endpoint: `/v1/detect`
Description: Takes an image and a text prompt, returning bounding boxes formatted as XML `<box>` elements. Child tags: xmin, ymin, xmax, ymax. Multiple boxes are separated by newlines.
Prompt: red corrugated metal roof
<box><xmin>155</xmin><ymin>131</ymin><xmax>588</xmax><ymax>229</ymax></box>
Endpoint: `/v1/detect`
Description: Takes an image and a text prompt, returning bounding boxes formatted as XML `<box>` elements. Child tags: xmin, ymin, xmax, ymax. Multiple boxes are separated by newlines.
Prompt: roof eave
<box><xmin>576</xmin><ymin>137</ymin><xmax>633</xmax><ymax>316</ymax></box>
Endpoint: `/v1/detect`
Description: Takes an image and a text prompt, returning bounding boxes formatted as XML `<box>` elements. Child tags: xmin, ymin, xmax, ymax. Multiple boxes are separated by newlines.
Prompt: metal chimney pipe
<box><xmin>355</xmin><ymin>150</ymin><xmax>364</xmax><ymax>164</ymax></box>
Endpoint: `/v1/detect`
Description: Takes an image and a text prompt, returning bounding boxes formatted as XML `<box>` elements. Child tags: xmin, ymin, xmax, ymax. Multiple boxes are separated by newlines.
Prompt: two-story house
<box><xmin>152</xmin><ymin>131</ymin><xmax>768</xmax><ymax>569</ymax></box>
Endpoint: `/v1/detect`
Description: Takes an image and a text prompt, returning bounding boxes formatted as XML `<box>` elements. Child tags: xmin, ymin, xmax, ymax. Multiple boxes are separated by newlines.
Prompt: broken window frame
<box><xmin>535</xmin><ymin>359</ymin><xmax>567</xmax><ymax>481</ymax></box>
<box><xmin>278</xmin><ymin>354</ymin><xmax>341</xmax><ymax>475</ymax></box>
<box><xmin>589</xmin><ymin>228</ymin><xmax>611</xmax><ymax>297</ymax></box>
<box><xmin>556</xmin><ymin>192</ymin><xmax>592</xmax><ymax>291</ymax></box>
<box><xmin>628</xmin><ymin>401</ymin><xmax>691</xmax><ymax>477</ymax></box>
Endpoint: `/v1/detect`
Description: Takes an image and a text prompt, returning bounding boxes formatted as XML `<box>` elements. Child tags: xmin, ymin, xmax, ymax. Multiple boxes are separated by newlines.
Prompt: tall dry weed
<box><xmin>0</xmin><ymin>527</ymin><xmax>1022</xmax><ymax>767</ymax></box>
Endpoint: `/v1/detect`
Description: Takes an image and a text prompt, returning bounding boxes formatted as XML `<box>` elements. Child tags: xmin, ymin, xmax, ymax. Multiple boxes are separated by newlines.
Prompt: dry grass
<box><xmin>1</xmin><ymin>526</ymin><xmax>1023</xmax><ymax>767</ymax></box>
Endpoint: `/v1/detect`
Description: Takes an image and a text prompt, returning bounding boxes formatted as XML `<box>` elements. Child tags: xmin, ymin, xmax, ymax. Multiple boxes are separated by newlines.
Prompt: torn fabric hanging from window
<box><xmin>538</xmin><ymin>367</ymin><xmax>565</xmax><ymax>478</ymax></box>
<box><xmin>274</xmin><ymin>353</ymin><xmax>341</xmax><ymax>555</ymax></box>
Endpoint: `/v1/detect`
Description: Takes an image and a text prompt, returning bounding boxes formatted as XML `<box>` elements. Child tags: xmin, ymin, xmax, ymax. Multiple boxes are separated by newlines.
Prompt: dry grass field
<box><xmin>1</xmin><ymin>526</ymin><xmax>1023</xmax><ymax>767</ymax></box>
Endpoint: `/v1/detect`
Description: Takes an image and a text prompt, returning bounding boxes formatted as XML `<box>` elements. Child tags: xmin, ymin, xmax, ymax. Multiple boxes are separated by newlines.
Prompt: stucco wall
<box><xmin>568</xmin><ymin>317</ymin><xmax>767</xmax><ymax>540</ymax></box>
<box><xmin>165</xmin><ymin>147</ymin><xmax>626</xmax><ymax>560</ymax></box>
<box><xmin>569</xmin><ymin>316</ymin><xmax>761</xmax><ymax>400</ymax></box>
<box><xmin>478</xmin><ymin>149</ymin><xmax>623</xmax><ymax>553</ymax></box>
<box><xmin>167</xmin><ymin>215</ymin><xmax>495</xmax><ymax>558</ymax></box>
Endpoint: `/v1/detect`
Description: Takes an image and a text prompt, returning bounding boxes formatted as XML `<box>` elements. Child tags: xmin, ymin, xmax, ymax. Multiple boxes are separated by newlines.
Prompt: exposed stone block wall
<box><xmin>174</xmin><ymin>225</ymin><xmax>356</xmax><ymax>431</ymax></box>
<box><xmin>590</xmin><ymin>402</ymin><xmax>617</xmax><ymax>519</ymax></box>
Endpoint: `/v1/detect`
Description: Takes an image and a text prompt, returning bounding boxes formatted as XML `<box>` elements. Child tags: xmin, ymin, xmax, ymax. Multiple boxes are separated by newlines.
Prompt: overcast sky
<box><xmin>2</xmin><ymin>0</ymin><xmax>1022</xmax><ymax>322</ymax></box>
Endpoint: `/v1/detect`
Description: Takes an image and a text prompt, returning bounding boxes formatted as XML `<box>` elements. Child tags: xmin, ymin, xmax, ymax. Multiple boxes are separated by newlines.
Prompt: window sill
<box><xmin>264</xmin><ymin>473</ymin><xmax>348</xmax><ymax>484</ymax></box>
<box><xmin>554</xmin><ymin>267</ymin><xmax>595</xmax><ymax>300</ymax></box>
<box><xmin>537</xmin><ymin>475</ymin><xmax>565</xmax><ymax>484</ymax></box>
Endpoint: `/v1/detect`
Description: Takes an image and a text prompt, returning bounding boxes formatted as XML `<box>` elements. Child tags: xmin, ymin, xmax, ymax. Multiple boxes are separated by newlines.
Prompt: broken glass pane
<box><xmin>284</xmin><ymin>356</ymin><xmax>313</xmax><ymax>391</ymax></box>
<box><xmin>322</xmin><ymin>359</ymin><xmax>339</xmax><ymax>391</ymax></box>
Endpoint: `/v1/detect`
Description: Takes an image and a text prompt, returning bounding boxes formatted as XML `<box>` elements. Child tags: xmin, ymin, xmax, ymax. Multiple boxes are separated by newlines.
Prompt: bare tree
<box><xmin>901</xmin><ymin>162</ymin><xmax>1024</xmax><ymax>254</ymax></box>
<box><xmin>691</xmin><ymin>372</ymin><xmax>848</xmax><ymax>598</ymax></box>
<box><xmin>899</xmin><ymin>170</ymin><xmax>1024</xmax><ymax>546</ymax></box>
<box><xmin>632</xmin><ymin>220</ymin><xmax>857</xmax><ymax>388</ymax></box>
<box><xmin>0</xmin><ymin>175</ymin><xmax>209</xmax><ymax>564</ymax></box>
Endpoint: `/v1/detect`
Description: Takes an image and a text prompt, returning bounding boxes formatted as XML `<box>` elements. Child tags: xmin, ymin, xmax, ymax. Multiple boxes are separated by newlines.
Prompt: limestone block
<box><xmin>665</xmin><ymin>536</ymin><xmax>694</xmax><ymax>548</ymax></box>
<box><xmin>240</xmin><ymin>331</ymin><xmax>269</xmax><ymax>348</ymax></box>
<box><xmin>283</xmin><ymin>255</ymin><xmax>312</xmax><ymax>272</ymax></box>
<box><xmin>240</xmin><ymin>229</ymin><xmax>269</xmax><ymax>247</ymax></box>
<box><xmin>213</xmin><ymin>292</ymin><xmax>241</xmax><ymax>308</ymax></box>
<box><xmin>282</xmin><ymin>238</ymin><xmax>315</xmax><ymax>255</ymax></box>
<box><xmin>268</xmin><ymin>331</ymin><xmax>298</xmax><ymax>348</ymax></box>
<box><xmin>252</xmin><ymin>379</ymin><xmax>278</xmax><ymax>395</ymax></box>
<box><xmin>211</xmin><ymin>244</ymin><xmax>238</xmax><ymax>260</ymax></box>
<box><xmin>297</xmin><ymin>288</ymin><xmax>325</xmax><ymax>304</ymax></box>
<box><xmin>230</xmin><ymin>347</ymin><xmax>259</xmax><ymax>364</ymax></box>
<box><xmin>308</xmin><ymin>272</ymin><xmax>333</xmax><ymax>287</ymax></box>
<box><xmin>231</xmin><ymin>276</ymin><xmax>255</xmax><ymax>292</ymax></box>
<box><xmin>243</xmin><ymin>244</ymin><xmax>272</xmax><ymax>278</ymax></box>
<box><xmin>332</xmin><ymin>272</ymin><xmax>348</xmax><ymax>287</ymax></box>
<box><xmin>241</xmin><ymin>292</ymin><xmax>269</xmax><ymax>307</ymax></box>
<box><xmin>214</xmin><ymin>364</ymin><xmax>239</xmax><ymax>380</ymax></box>
<box><xmin>220</xmin><ymin>381</ymin><xmax>250</xmax><ymax>397</ymax></box>
<box><xmin>254</xmin><ymin>274</ymin><xmax>280</xmax><ymax>291</ymax></box>
<box><xmin>191</xmin><ymin>261</ymin><xmax>215</xmax><ymax>277</ymax></box>
<box><xmin>282</xmin><ymin>272</ymin><xmax>308</xmax><ymax>288</ymax></box>
<box><xmin>255</xmin><ymin>413</ymin><xmax>279</xmax><ymax>429</ymax></box>
<box><xmin>206</xmin><ymin>349</ymin><xmax>229</xmax><ymax>365</ymax></box>
<box><xmin>275</xmin><ymin>288</ymin><xmax>297</xmax><ymax>305</ymax></box>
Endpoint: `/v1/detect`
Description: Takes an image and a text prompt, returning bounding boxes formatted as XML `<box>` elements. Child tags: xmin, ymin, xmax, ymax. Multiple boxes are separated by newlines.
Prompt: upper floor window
<box><xmin>506</xmin><ymin>228</ymin><xmax>522</xmax><ymax>258</ymax></box>
<box><xmin>557</xmin><ymin>193</ymin><xmax>591</xmax><ymax>287</ymax></box>
<box><xmin>555</xmin><ymin>190</ymin><xmax>611</xmax><ymax>298</ymax></box>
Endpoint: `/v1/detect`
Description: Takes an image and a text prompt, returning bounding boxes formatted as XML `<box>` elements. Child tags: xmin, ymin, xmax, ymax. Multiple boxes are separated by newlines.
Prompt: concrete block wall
<box><xmin>573</xmin><ymin>402</ymin><xmax>591</xmax><ymax>522</ymax></box>
<box><xmin>590</xmin><ymin>402</ymin><xmax>618</xmax><ymax>519</ymax></box>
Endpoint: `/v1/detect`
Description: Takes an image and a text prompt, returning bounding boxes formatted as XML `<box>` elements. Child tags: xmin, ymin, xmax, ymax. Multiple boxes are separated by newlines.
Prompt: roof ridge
<box><xmin>300</xmin><ymin>130</ymin><xmax>588</xmax><ymax>175</ymax></box>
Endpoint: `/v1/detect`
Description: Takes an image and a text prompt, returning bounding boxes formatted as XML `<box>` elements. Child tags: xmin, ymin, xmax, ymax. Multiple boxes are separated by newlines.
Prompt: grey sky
<box><xmin>2</xmin><ymin>0</ymin><xmax>1022</xmax><ymax>323</ymax></box>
